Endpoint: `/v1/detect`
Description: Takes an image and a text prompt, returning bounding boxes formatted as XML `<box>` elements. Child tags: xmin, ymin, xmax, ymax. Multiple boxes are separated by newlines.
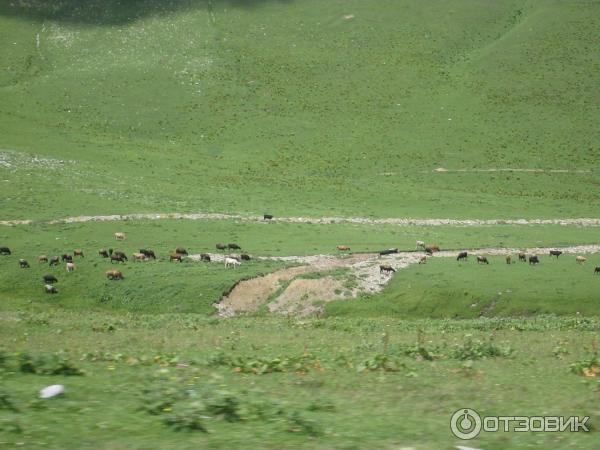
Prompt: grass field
<box><xmin>2</xmin><ymin>0</ymin><xmax>600</xmax><ymax>448</ymax></box>
<box><xmin>1</xmin><ymin>0</ymin><xmax>600</xmax><ymax>220</ymax></box>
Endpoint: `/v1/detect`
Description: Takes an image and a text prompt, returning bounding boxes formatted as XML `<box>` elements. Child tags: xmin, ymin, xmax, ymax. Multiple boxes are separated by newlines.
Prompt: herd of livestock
<box><xmin>1</xmin><ymin>235</ymin><xmax>599</xmax><ymax>296</ymax></box>
<box><xmin>0</xmin><ymin>231</ymin><xmax>252</xmax><ymax>295</ymax></box>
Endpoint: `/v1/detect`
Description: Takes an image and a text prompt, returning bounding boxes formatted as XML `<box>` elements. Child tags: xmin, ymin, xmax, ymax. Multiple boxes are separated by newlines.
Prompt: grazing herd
<box><xmin>1</xmin><ymin>235</ymin><xmax>252</xmax><ymax>295</ymax></box>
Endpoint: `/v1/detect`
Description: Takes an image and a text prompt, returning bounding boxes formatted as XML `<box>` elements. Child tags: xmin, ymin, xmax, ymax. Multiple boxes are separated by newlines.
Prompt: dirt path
<box><xmin>2</xmin><ymin>212</ymin><xmax>600</xmax><ymax>227</ymax></box>
<box><xmin>208</xmin><ymin>244</ymin><xmax>600</xmax><ymax>317</ymax></box>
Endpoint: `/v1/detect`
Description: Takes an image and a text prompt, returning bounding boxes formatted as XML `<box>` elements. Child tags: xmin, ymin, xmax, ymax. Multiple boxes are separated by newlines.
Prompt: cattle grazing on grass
<box><xmin>457</xmin><ymin>251</ymin><xmax>468</xmax><ymax>261</ymax></box>
<box><xmin>169</xmin><ymin>253</ymin><xmax>183</xmax><ymax>262</ymax></box>
<box><xmin>549</xmin><ymin>250</ymin><xmax>562</xmax><ymax>258</ymax></box>
<box><xmin>139</xmin><ymin>249</ymin><xmax>156</xmax><ymax>260</ymax></box>
<box><xmin>99</xmin><ymin>249</ymin><xmax>110</xmax><ymax>258</ymax></box>
<box><xmin>73</xmin><ymin>249</ymin><xmax>84</xmax><ymax>258</ymax></box>
<box><xmin>44</xmin><ymin>284</ymin><xmax>58</xmax><ymax>294</ymax></box>
<box><xmin>106</xmin><ymin>270</ymin><xmax>124</xmax><ymax>280</ymax></box>
<box><xmin>529</xmin><ymin>255</ymin><xmax>540</xmax><ymax>265</ymax></box>
<box><xmin>228</xmin><ymin>243</ymin><xmax>241</xmax><ymax>250</ymax></box>
<box><xmin>379</xmin><ymin>248</ymin><xmax>398</xmax><ymax>256</ymax></box>
<box><xmin>595</xmin><ymin>267</ymin><xmax>600</xmax><ymax>275</ymax></box>
<box><xmin>66</xmin><ymin>262</ymin><xmax>75</xmax><ymax>272</ymax></box>
<box><xmin>380</xmin><ymin>264</ymin><xmax>396</xmax><ymax>274</ymax></box>
<box><xmin>110</xmin><ymin>253</ymin><xmax>127</xmax><ymax>263</ymax></box>
<box><xmin>264</xmin><ymin>214</ymin><xmax>273</xmax><ymax>220</ymax></box>
<box><xmin>518</xmin><ymin>252</ymin><xmax>527</xmax><ymax>262</ymax></box>
<box><xmin>49</xmin><ymin>256</ymin><xmax>60</xmax><ymax>266</ymax></box>
<box><xmin>38</xmin><ymin>255</ymin><xmax>48</xmax><ymax>263</ymax></box>
<box><xmin>200</xmin><ymin>253</ymin><xmax>211</xmax><ymax>262</ymax></box>
<box><xmin>477</xmin><ymin>256</ymin><xmax>489</xmax><ymax>264</ymax></box>
<box><xmin>43</xmin><ymin>274</ymin><xmax>58</xmax><ymax>284</ymax></box>
<box><xmin>224</xmin><ymin>257</ymin><xmax>241</xmax><ymax>268</ymax></box>
<box><xmin>418</xmin><ymin>256</ymin><xmax>427</xmax><ymax>264</ymax></box>
<box><xmin>425</xmin><ymin>245</ymin><xmax>440</xmax><ymax>255</ymax></box>
<box><xmin>19</xmin><ymin>259</ymin><xmax>30</xmax><ymax>268</ymax></box>
<box><xmin>0</xmin><ymin>247</ymin><xmax>11</xmax><ymax>255</ymax></box>
<box><xmin>337</xmin><ymin>245</ymin><xmax>350</xmax><ymax>251</ymax></box>
<box><xmin>132</xmin><ymin>252</ymin><xmax>146</xmax><ymax>262</ymax></box>
<box><xmin>61</xmin><ymin>254</ymin><xmax>73</xmax><ymax>263</ymax></box>
<box><xmin>576</xmin><ymin>256</ymin><xmax>587</xmax><ymax>264</ymax></box>
<box><xmin>175</xmin><ymin>247</ymin><xmax>188</xmax><ymax>255</ymax></box>
<box><xmin>416</xmin><ymin>241</ymin><xmax>425</xmax><ymax>250</ymax></box>
<box><xmin>241</xmin><ymin>254</ymin><xmax>251</xmax><ymax>261</ymax></box>
<box><xmin>216</xmin><ymin>243</ymin><xmax>227</xmax><ymax>251</ymax></box>
<box><xmin>506</xmin><ymin>255</ymin><xmax>512</xmax><ymax>265</ymax></box>
<box><xmin>114</xmin><ymin>232</ymin><xmax>126</xmax><ymax>241</ymax></box>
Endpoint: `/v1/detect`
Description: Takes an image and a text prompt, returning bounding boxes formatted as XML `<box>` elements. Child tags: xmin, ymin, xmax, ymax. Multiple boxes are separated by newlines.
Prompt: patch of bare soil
<box><xmin>268</xmin><ymin>277</ymin><xmax>346</xmax><ymax>317</ymax></box>
<box><xmin>217</xmin><ymin>266</ymin><xmax>314</xmax><ymax>316</ymax></box>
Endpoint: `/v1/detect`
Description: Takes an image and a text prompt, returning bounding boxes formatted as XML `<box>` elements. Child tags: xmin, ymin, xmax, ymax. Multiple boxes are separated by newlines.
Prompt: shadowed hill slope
<box><xmin>1</xmin><ymin>0</ymin><xmax>599</xmax><ymax>220</ymax></box>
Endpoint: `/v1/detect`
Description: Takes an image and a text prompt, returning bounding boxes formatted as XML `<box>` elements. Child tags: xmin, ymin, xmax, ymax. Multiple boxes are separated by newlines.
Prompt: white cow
<box><xmin>66</xmin><ymin>262</ymin><xmax>75</xmax><ymax>272</ymax></box>
<box><xmin>224</xmin><ymin>257</ymin><xmax>241</xmax><ymax>268</ymax></box>
<box><xmin>114</xmin><ymin>232</ymin><xmax>126</xmax><ymax>241</ymax></box>
<box><xmin>416</xmin><ymin>240</ymin><xmax>425</xmax><ymax>250</ymax></box>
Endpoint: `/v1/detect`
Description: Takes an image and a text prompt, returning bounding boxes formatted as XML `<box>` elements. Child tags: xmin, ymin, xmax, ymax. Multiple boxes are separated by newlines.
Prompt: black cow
<box><xmin>379</xmin><ymin>248</ymin><xmax>398</xmax><ymax>256</ymax></box>
<box><xmin>216</xmin><ymin>243</ymin><xmax>227</xmax><ymax>251</ymax></box>
<box><xmin>380</xmin><ymin>264</ymin><xmax>396</xmax><ymax>274</ymax></box>
<box><xmin>111</xmin><ymin>253</ymin><xmax>127</xmax><ymax>263</ymax></box>
<box><xmin>457</xmin><ymin>251</ymin><xmax>468</xmax><ymax>261</ymax></box>
<box><xmin>529</xmin><ymin>255</ymin><xmax>540</xmax><ymax>265</ymax></box>
<box><xmin>264</xmin><ymin>214</ymin><xmax>273</xmax><ymax>220</ymax></box>
<box><xmin>476</xmin><ymin>256</ymin><xmax>489</xmax><ymax>264</ymax></box>
<box><xmin>241</xmin><ymin>254</ymin><xmax>251</xmax><ymax>261</ymax></box>
<box><xmin>549</xmin><ymin>250</ymin><xmax>563</xmax><ymax>258</ymax></box>
<box><xmin>139</xmin><ymin>249</ymin><xmax>156</xmax><ymax>259</ymax></box>
<box><xmin>228</xmin><ymin>243</ymin><xmax>241</xmax><ymax>250</ymax></box>
<box><xmin>200</xmin><ymin>253</ymin><xmax>211</xmax><ymax>262</ymax></box>
<box><xmin>49</xmin><ymin>256</ymin><xmax>60</xmax><ymax>266</ymax></box>
<box><xmin>175</xmin><ymin>247</ymin><xmax>188</xmax><ymax>255</ymax></box>
<box><xmin>43</xmin><ymin>274</ymin><xmax>58</xmax><ymax>284</ymax></box>
<box><xmin>19</xmin><ymin>259</ymin><xmax>30</xmax><ymax>268</ymax></box>
<box><xmin>0</xmin><ymin>247</ymin><xmax>11</xmax><ymax>255</ymax></box>
<box><xmin>61</xmin><ymin>254</ymin><xmax>73</xmax><ymax>262</ymax></box>
<box><xmin>594</xmin><ymin>266</ymin><xmax>600</xmax><ymax>275</ymax></box>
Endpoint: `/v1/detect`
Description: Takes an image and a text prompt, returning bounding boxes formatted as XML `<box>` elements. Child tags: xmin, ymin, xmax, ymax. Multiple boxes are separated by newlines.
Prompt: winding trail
<box><xmin>2</xmin><ymin>212</ymin><xmax>600</xmax><ymax>227</ymax></box>
<box><xmin>204</xmin><ymin>244</ymin><xmax>600</xmax><ymax>317</ymax></box>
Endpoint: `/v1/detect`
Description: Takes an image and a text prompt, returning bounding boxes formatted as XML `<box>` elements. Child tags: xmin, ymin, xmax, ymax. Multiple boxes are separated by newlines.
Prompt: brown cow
<box><xmin>106</xmin><ymin>270</ymin><xmax>124</xmax><ymax>280</ymax></box>
<box><xmin>175</xmin><ymin>247</ymin><xmax>188</xmax><ymax>255</ymax></box>
<box><xmin>418</xmin><ymin>256</ymin><xmax>427</xmax><ymax>264</ymax></box>
<box><xmin>518</xmin><ymin>252</ymin><xmax>527</xmax><ymax>262</ymax></box>
<box><xmin>38</xmin><ymin>255</ymin><xmax>48</xmax><ymax>263</ymax></box>
<box><xmin>380</xmin><ymin>264</ymin><xmax>396</xmax><ymax>274</ymax></box>
<box><xmin>425</xmin><ymin>245</ymin><xmax>440</xmax><ymax>255</ymax></box>
<box><xmin>337</xmin><ymin>245</ymin><xmax>351</xmax><ymax>251</ymax></box>
<box><xmin>506</xmin><ymin>255</ymin><xmax>512</xmax><ymax>264</ymax></box>
<box><xmin>74</xmin><ymin>249</ymin><xmax>84</xmax><ymax>258</ymax></box>
<box><xmin>477</xmin><ymin>256</ymin><xmax>489</xmax><ymax>264</ymax></box>
<box><xmin>170</xmin><ymin>253</ymin><xmax>183</xmax><ymax>262</ymax></box>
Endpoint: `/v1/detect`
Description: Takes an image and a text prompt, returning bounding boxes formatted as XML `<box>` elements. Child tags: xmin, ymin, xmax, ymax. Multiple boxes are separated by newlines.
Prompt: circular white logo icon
<box><xmin>450</xmin><ymin>408</ymin><xmax>482</xmax><ymax>440</ymax></box>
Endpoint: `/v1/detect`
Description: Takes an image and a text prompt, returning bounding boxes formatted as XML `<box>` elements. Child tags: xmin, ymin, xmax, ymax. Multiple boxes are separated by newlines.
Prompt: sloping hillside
<box><xmin>1</xmin><ymin>0</ymin><xmax>599</xmax><ymax>219</ymax></box>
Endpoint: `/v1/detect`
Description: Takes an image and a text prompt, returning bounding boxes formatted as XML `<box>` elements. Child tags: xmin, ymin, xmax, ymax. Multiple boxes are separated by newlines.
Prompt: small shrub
<box><xmin>357</xmin><ymin>354</ymin><xmax>403</xmax><ymax>372</ymax></box>
<box><xmin>450</xmin><ymin>336</ymin><xmax>512</xmax><ymax>360</ymax></box>
<box><xmin>570</xmin><ymin>355</ymin><xmax>600</xmax><ymax>378</ymax></box>
<box><xmin>285</xmin><ymin>410</ymin><xmax>323</xmax><ymax>436</ymax></box>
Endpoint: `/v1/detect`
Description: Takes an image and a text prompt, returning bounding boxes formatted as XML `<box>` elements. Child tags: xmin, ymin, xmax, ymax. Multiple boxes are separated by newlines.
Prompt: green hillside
<box><xmin>1</xmin><ymin>0</ymin><xmax>599</xmax><ymax>220</ymax></box>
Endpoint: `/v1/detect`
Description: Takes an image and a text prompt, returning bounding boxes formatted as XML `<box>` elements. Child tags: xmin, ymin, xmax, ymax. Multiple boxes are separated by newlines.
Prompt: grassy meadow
<box><xmin>2</xmin><ymin>0</ymin><xmax>600</xmax><ymax>448</ymax></box>
<box><xmin>1</xmin><ymin>0</ymin><xmax>600</xmax><ymax>220</ymax></box>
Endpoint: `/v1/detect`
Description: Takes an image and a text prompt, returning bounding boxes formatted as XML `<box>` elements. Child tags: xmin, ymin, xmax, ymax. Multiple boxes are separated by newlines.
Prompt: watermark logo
<box><xmin>450</xmin><ymin>408</ymin><xmax>590</xmax><ymax>440</ymax></box>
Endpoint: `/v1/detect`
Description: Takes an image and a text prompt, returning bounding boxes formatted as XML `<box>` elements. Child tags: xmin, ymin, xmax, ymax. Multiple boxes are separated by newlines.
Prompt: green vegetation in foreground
<box><xmin>1</xmin><ymin>313</ymin><xmax>599</xmax><ymax>449</ymax></box>
<box><xmin>328</xmin><ymin>254</ymin><xmax>600</xmax><ymax>318</ymax></box>
<box><xmin>1</xmin><ymin>0</ymin><xmax>600</xmax><ymax>220</ymax></box>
